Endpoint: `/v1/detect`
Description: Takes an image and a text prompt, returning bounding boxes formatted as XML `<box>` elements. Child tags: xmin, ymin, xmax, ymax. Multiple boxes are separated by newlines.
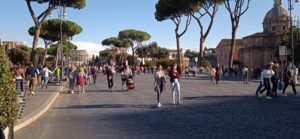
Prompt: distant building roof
<box><xmin>216</xmin><ymin>39</ymin><xmax>243</xmax><ymax>48</ymax></box>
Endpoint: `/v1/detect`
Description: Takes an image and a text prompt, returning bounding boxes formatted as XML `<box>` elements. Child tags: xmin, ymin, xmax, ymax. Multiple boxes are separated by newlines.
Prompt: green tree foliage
<box><xmin>99</xmin><ymin>50</ymin><xmax>115</xmax><ymax>59</ymax></box>
<box><xmin>48</xmin><ymin>41</ymin><xmax>77</xmax><ymax>57</ymax></box>
<box><xmin>156</xmin><ymin>59</ymin><xmax>177</xmax><ymax>69</ymax></box>
<box><xmin>102</xmin><ymin>37</ymin><xmax>130</xmax><ymax>64</ymax></box>
<box><xmin>118</xmin><ymin>29</ymin><xmax>151</xmax><ymax>65</ymax></box>
<box><xmin>155</xmin><ymin>0</ymin><xmax>194</xmax><ymax>65</ymax></box>
<box><xmin>200</xmin><ymin>59</ymin><xmax>211</xmax><ymax>68</ymax></box>
<box><xmin>136</xmin><ymin>42</ymin><xmax>169</xmax><ymax>60</ymax></box>
<box><xmin>0</xmin><ymin>48</ymin><xmax>18</xmax><ymax>139</ymax></box>
<box><xmin>184</xmin><ymin>49</ymin><xmax>199</xmax><ymax>60</ymax></box>
<box><xmin>102</xmin><ymin>37</ymin><xmax>131</xmax><ymax>48</ymax></box>
<box><xmin>7</xmin><ymin>48</ymin><xmax>30</xmax><ymax>65</ymax></box>
<box><xmin>28</xmin><ymin>19</ymin><xmax>82</xmax><ymax>65</ymax></box>
<box><xmin>281</xmin><ymin>27</ymin><xmax>300</xmax><ymax>64</ymax></box>
<box><xmin>25</xmin><ymin>0</ymin><xmax>86</xmax><ymax>64</ymax></box>
<box><xmin>28</xmin><ymin>19</ymin><xmax>83</xmax><ymax>42</ymax></box>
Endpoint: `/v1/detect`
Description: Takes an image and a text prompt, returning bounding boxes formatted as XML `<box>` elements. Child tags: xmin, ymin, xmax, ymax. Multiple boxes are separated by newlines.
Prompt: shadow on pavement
<box><xmin>74</xmin><ymin>95</ymin><xmax>300</xmax><ymax>139</ymax></box>
<box><xmin>55</xmin><ymin>104</ymin><xmax>157</xmax><ymax>109</ymax></box>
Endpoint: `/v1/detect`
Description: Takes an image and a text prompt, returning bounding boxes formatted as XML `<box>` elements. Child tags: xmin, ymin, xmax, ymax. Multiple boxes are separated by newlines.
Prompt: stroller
<box><xmin>127</xmin><ymin>75</ymin><xmax>135</xmax><ymax>91</ymax></box>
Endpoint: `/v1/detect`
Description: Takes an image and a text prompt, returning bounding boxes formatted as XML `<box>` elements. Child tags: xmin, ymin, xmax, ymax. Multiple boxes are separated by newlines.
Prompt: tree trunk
<box><xmin>30</xmin><ymin>25</ymin><xmax>41</xmax><ymax>65</ymax></box>
<box><xmin>229</xmin><ymin>27</ymin><xmax>237</xmax><ymax>68</ymax></box>
<box><xmin>176</xmin><ymin>34</ymin><xmax>182</xmax><ymax>67</ymax></box>
<box><xmin>42</xmin><ymin>42</ymin><xmax>48</xmax><ymax>66</ymax></box>
<box><xmin>198</xmin><ymin>37</ymin><xmax>205</xmax><ymax>66</ymax></box>
<box><xmin>8</xmin><ymin>122</ymin><xmax>14</xmax><ymax>139</ymax></box>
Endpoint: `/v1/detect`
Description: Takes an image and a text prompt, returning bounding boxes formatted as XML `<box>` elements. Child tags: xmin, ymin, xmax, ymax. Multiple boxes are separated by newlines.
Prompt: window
<box><xmin>283</xmin><ymin>26</ymin><xmax>286</xmax><ymax>30</ymax></box>
<box><xmin>272</xmin><ymin>26</ymin><xmax>276</xmax><ymax>31</ymax></box>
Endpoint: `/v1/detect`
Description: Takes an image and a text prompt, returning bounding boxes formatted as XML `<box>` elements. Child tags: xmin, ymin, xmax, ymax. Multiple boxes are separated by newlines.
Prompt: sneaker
<box><xmin>178</xmin><ymin>101</ymin><xmax>182</xmax><ymax>105</ymax></box>
<box><xmin>282</xmin><ymin>93</ymin><xmax>288</xmax><ymax>97</ymax></box>
<box><xmin>172</xmin><ymin>101</ymin><xmax>176</xmax><ymax>105</ymax></box>
<box><xmin>257</xmin><ymin>93</ymin><xmax>262</xmax><ymax>98</ymax></box>
<box><xmin>157</xmin><ymin>103</ymin><xmax>162</xmax><ymax>108</ymax></box>
<box><xmin>295</xmin><ymin>94</ymin><xmax>300</xmax><ymax>97</ymax></box>
<box><xmin>31</xmin><ymin>91</ymin><xmax>35</xmax><ymax>96</ymax></box>
<box><xmin>265</xmin><ymin>96</ymin><xmax>272</xmax><ymax>100</ymax></box>
<box><xmin>71</xmin><ymin>91</ymin><xmax>74</xmax><ymax>94</ymax></box>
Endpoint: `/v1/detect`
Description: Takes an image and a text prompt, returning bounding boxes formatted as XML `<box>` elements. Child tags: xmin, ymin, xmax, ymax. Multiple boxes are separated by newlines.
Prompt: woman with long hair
<box><xmin>77</xmin><ymin>67</ymin><xmax>87</xmax><ymax>93</ymax></box>
<box><xmin>169</xmin><ymin>63</ymin><xmax>182</xmax><ymax>105</ymax></box>
<box><xmin>154</xmin><ymin>64</ymin><xmax>166</xmax><ymax>108</ymax></box>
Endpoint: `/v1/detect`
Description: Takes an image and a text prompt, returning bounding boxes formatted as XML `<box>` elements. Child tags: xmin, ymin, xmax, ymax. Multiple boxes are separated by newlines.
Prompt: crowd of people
<box><xmin>12</xmin><ymin>59</ymin><xmax>299</xmax><ymax>108</ymax></box>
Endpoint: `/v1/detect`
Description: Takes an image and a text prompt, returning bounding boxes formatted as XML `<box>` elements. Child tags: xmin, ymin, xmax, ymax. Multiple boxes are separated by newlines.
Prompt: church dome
<box><xmin>264</xmin><ymin>5</ymin><xmax>288</xmax><ymax>22</ymax></box>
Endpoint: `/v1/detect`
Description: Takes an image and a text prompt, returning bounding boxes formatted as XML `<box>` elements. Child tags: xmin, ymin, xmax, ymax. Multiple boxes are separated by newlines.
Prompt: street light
<box><xmin>288</xmin><ymin>0</ymin><xmax>299</xmax><ymax>67</ymax></box>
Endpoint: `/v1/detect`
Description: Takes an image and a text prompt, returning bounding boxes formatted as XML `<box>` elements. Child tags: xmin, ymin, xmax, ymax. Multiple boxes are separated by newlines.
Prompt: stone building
<box><xmin>216</xmin><ymin>39</ymin><xmax>244</xmax><ymax>66</ymax></box>
<box><xmin>0</xmin><ymin>40</ymin><xmax>24</xmax><ymax>51</ymax></box>
<box><xmin>71</xmin><ymin>50</ymin><xmax>89</xmax><ymax>65</ymax></box>
<box><xmin>216</xmin><ymin>0</ymin><xmax>290</xmax><ymax>68</ymax></box>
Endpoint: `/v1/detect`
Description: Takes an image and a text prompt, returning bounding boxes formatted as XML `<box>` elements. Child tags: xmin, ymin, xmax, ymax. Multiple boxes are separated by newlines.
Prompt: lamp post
<box><xmin>58</xmin><ymin>0</ymin><xmax>67</xmax><ymax>79</ymax></box>
<box><xmin>288</xmin><ymin>0</ymin><xmax>299</xmax><ymax>66</ymax></box>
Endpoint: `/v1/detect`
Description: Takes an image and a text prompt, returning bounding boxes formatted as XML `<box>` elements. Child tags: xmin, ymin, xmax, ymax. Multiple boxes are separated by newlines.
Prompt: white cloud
<box><xmin>72</xmin><ymin>41</ymin><xmax>105</xmax><ymax>58</ymax></box>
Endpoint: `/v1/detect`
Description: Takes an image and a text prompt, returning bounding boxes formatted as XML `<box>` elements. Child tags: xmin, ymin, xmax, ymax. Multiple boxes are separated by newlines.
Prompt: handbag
<box><xmin>278</xmin><ymin>81</ymin><xmax>285</xmax><ymax>91</ymax></box>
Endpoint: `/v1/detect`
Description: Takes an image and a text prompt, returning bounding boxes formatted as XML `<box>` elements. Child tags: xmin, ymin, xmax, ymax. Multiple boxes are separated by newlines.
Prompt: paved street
<box><xmin>16</xmin><ymin>75</ymin><xmax>300</xmax><ymax>139</ymax></box>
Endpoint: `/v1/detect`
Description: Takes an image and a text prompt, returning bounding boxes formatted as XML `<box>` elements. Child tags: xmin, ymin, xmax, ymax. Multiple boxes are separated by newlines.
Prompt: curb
<box><xmin>4</xmin><ymin>83</ymin><xmax>65</xmax><ymax>139</ymax></box>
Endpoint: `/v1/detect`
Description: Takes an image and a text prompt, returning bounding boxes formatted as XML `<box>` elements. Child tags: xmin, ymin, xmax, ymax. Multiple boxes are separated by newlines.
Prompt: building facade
<box><xmin>0</xmin><ymin>40</ymin><xmax>24</xmax><ymax>51</ymax></box>
<box><xmin>216</xmin><ymin>0</ymin><xmax>290</xmax><ymax>68</ymax></box>
<box><xmin>71</xmin><ymin>50</ymin><xmax>89</xmax><ymax>65</ymax></box>
<box><xmin>216</xmin><ymin>39</ymin><xmax>244</xmax><ymax>66</ymax></box>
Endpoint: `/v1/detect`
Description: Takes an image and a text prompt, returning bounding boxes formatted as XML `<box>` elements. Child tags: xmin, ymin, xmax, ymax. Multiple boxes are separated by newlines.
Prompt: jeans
<box><xmin>171</xmin><ymin>81</ymin><xmax>181</xmax><ymax>103</ymax></box>
<box><xmin>260</xmin><ymin>78</ymin><xmax>272</xmax><ymax>97</ymax></box>
<box><xmin>156</xmin><ymin>82</ymin><xmax>164</xmax><ymax>103</ymax></box>
<box><xmin>283</xmin><ymin>79</ymin><xmax>297</xmax><ymax>95</ymax></box>
<box><xmin>41</xmin><ymin>77</ymin><xmax>49</xmax><ymax>89</ymax></box>
<box><xmin>16</xmin><ymin>79</ymin><xmax>24</xmax><ymax>91</ymax></box>
<box><xmin>256</xmin><ymin>82</ymin><xmax>264</xmax><ymax>96</ymax></box>
<box><xmin>107</xmin><ymin>76</ymin><xmax>114</xmax><ymax>89</ymax></box>
<box><xmin>272</xmin><ymin>80</ymin><xmax>278</xmax><ymax>97</ymax></box>
<box><xmin>56</xmin><ymin>75</ymin><xmax>60</xmax><ymax>84</ymax></box>
<box><xmin>29</xmin><ymin>78</ymin><xmax>36</xmax><ymax>92</ymax></box>
<box><xmin>69</xmin><ymin>78</ymin><xmax>76</xmax><ymax>91</ymax></box>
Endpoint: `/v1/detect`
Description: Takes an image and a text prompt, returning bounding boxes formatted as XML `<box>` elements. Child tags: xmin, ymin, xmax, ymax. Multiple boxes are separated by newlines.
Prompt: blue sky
<box><xmin>0</xmin><ymin>0</ymin><xmax>299</xmax><ymax>56</ymax></box>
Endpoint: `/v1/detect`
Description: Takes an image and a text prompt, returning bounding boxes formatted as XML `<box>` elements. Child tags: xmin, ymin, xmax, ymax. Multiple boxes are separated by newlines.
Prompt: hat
<box><xmin>269</xmin><ymin>62</ymin><xmax>274</xmax><ymax>65</ymax></box>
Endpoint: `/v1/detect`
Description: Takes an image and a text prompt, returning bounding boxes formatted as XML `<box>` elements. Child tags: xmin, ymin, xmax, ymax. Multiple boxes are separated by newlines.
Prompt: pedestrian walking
<box><xmin>282</xmin><ymin>62</ymin><xmax>300</xmax><ymax>97</ymax></box>
<box><xmin>106</xmin><ymin>62</ymin><xmax>116</xmax><ymax>92</ymax></box>
<box><xmin>69</xmin><ymin>65</ymin><xmax>77</xmax><ymax>94</ymax></box>
<box><xmin>154</xmin><ymin>65</ymin><xmax>166</xmax><ymax>108</ymax></box>
<box><xmin>210</xmin><ymin>66</ymin><xmax>216</xmax><ymax>85</ymax></box>
<box><xmin>121</xmin><ymin>64</ymin><xmax>132</xmax><ymax>90</ymax></box>
<box><xmin>86</xmin><ymin>67</ymin><xmax>92</xmax><ymax>85</ymax></box>
<box><xmin>91</xmin><ymin>66</ymin><xmax>98</xmax><ymax>85</ymax></box>
<box><xmin>25</xmin><ymin>63</ymin><xmax>39</xmax><ymax>95</ymax></box>
<box><xmin>271</xmin><ymin>62</ymin><xmax>279</xmax><ymax>97</ymax></box>
<box><xmin>169</xmin><ymin>63</ymin><xmax>181</xmax><ymax>105</ymax></box>
<box><xmin>216</xmin><ymin>64</ymin><xmax>221</xmax><ymax>84</ymax></box>
<box><xmin>55</xmin><ymin>66</ymin><xmax>61</xmax><ymax>85</ymax></box>
<box><xmin>41</xmin><ymin>65</ymin><xmax>55</xmax><ymax>90</ymax></box>
<box><xmin>77</xmin><ymin>67</ymin><xmax>86</xmax><ymax>93</ymax></box>
<box><xmin>243</xmin><ymin>66</ymin><xmax>249</xmax><ymax>84</ymax></box>
<box><xmin>185</xmin><ymin>67</ymin><xmax>189</xmax><ymax>78</ymax></box>
<box><xmin>14</xmin><ymin>64</ymin><xmax>25</xmax><ymax>92</ymax></box>
<box><xmin>258</xmin><ymin>64</ymin><xmax>274</xmax><ymax>99</ymax></box>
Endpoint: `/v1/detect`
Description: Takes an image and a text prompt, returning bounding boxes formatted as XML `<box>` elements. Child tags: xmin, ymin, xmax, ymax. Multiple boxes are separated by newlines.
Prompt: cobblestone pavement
<box><xmin>15</xmin><ymin>75</ymin><xmax>300</xmax><ymax>139</ymax></box>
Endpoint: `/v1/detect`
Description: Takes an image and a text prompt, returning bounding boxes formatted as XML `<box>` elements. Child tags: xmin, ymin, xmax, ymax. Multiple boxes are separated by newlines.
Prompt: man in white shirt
<box><xmin>41</xmin><ymin>65</ymin><xmax>54</xmax><ymax>90</ymax></box>
<box><xmin>258</xmin><ymin>64</ymin><xmax>274</xmax><ymax>99</ymax></box>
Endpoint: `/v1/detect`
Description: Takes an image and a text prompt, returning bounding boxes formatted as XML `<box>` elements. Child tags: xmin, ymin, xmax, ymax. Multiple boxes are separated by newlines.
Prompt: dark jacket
<box><xmin>169</xmin><ymin>70</ymin><xmax>181</xmax><ymax>83</ymax></box>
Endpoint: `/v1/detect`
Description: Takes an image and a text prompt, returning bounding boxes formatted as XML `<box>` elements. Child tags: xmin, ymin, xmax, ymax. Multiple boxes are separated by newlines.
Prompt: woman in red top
<box><xmin>169</xmin><ymin>63</ymin><xmax>182</xmax><ymax>105</ymax></box>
